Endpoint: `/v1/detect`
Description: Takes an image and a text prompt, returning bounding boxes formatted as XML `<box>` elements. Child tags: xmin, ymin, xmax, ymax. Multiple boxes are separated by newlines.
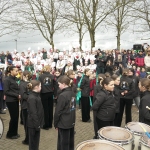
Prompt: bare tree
<box><xmin>61</xmin><ymin>0</ymin><xmax>87</xmax><ymax>50</ymax></box>
<box><xmin>77</xmin><ymin>0</ymin><xmax>119</xmax><ymax>49</ymax></box>
<box><xmin>0</xmin><ymin>0</ymin><xmax>18</xmax><ymax>37</ymax></box>
<box><xmin>105</xmin><ymin>0</ymin><xmax>136</xmax><ymax>50</ymax></box>
<box><xmin>132</xmin><ymin>0</ymin><xmax>150</xmax><ymax>34</ymax></box>
<box><xmin>16</xmin><ymin>0</ymin><xmax>65</xmax><ymax>49</ymax></box>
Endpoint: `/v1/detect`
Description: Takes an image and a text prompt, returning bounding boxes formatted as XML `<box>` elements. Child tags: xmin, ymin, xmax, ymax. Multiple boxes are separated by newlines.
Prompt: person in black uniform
<box><xmin>39</xmin><ymin>65</ymin><xmax>57</xmax><ymax>130</ymax></box>
<box><xmin>27</xmin><ymin>80</ymin><xmax>44</xmax><ymax>150</ymax></box>
<box><xmin>139</xmin><ymin>78</ymin><xmax>150</xmax><ymax>125</ymax></box>
<box><xmin>118</xmin><ymin>69</ymin><xmax>135</xmax><ymax>126</ymax></box>
<box><xmin>54</xmin><ymin>69</ymin><xmax>61</xmax><ymax>105</ymax></box>
<box><xmin>128</xmin><ymin>68</ymin><xmax>140</xmax><ymax>109</ymax></box>
<box><xmin>92</xmin><ymin>77</ymin><xmax>116</xmax><ymax>129</ymax></box>
<box><xmin>54</xmin><ymin>75</ymin><xmax>76</xmax><ymax>150</ymax></box>
<box><xmin>80</xmin><ymin>68</ymin><xmax>92</xmax><ymax>122</ymax></box>
<box><xmin>111</xmin><ymin>74</ymin><xmax>121</xmax><ymax>127</ymax></box>
<box><xmin>93</xmin><ymin>74</ymin><xmax>105</xmax><ymax>139</ymax></box>
<box><xmin>19</xmin><ymin>70</ymin><xmax>32</xmax><ymax>145</ymax></box>
<box><xmin>4</xmin><ymin>66</ymin><xmax>21</xmax><ymax>139</ymax></box>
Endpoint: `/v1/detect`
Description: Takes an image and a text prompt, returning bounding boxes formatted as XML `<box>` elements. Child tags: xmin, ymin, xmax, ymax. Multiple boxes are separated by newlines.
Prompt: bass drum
<box><xmin>76</xmin><ymin>140</ymin><xmax>125</xmax><ymax>150</ymax></box>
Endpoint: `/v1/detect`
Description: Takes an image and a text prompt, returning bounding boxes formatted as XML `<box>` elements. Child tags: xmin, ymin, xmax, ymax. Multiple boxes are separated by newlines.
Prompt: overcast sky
<box><xmin>0</xmin><ymin>29</ymin><xmax>150</xmax><ymax>53</ymax></box>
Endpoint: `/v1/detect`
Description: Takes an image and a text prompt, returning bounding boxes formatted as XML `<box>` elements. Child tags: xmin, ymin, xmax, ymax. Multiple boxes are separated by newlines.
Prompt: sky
<box><xmin>0</xmin><ymin>28</ymin><xmax>150</xmax><ymax>53</ymax></box>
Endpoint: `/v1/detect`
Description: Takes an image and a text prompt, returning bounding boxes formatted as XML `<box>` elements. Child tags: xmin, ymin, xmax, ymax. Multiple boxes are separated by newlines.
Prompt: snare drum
<box><xmin>76</xmin><ymin>140</ymin><xmax>125</xmax><ymax>150</ymax></box>
<box><xmin>125</xmin><ymin>122</ymin><xmax>150</xmax><ymax>150</ymax></box>
<box><xmin>139</xmin><ymin>135</ymin><xmax>150</xmax><ymax>150</ymax></box>
<box><xmin>98</xmin><ymin>126</ymin><xmax>134</xmax><ymax>150</ymax></box>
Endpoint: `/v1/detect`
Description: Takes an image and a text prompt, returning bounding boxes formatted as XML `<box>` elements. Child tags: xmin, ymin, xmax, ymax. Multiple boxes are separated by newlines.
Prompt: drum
<box><xmin>125</xmin><ymin>122</ymin><xmax>150</xmax><ymax>150</ymax></box>
<box><xmin>98</xmin><ymin>126</ymin><xmax>134</xmax><ymax>150</ymax></box>
<box><xmin>139</xmin><ymin>135</ymin><xmax>150</xmax><ymax>150</ymax></box>
<box><xmin>76</xmin><ymin>140</ymin><xmax>125</xmax><ymax>150</ymax></box>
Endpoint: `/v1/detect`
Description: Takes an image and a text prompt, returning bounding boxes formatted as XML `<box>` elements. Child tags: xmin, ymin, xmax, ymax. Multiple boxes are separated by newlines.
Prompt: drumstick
<box><xmin>146</xmin><ymin>106</ymin><xmax>150</xmax><ymax>110</ymax></box>
<box><xmin>139</xmin><ymin>123</ymin><xmax>150</xmax><ymax>138</ymax></box>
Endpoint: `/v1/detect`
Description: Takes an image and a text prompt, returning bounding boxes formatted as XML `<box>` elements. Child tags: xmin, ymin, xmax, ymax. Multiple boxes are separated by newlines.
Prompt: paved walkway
<box><xmin>0</xmin><ymin>106</ymin><xmax>139</xmax><ymax>150</ymax></box>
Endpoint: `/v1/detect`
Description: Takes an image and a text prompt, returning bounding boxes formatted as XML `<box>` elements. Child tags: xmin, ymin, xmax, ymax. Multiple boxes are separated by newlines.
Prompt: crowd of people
<box><xmin>0</xmin><ymin>46</ymin><xmax>150</xmax><ymax>150</ymax></box>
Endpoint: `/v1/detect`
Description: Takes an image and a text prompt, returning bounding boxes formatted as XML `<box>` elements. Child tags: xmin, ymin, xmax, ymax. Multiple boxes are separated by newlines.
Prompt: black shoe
<box><xmin>42</xmin><ymin>127</ymin><xmax>49</xmax><ymax>130</ymax></box>
<box><xmin>93</xmin><ymin>136</ymin><xmax>97</xmax><ymax>139</ymax></box>
<box><xmin>6</xmin><ymin>135</ymin><xmax>19</xmax><ymax>139</ymax></box>
<box><xmin>22</xmin><ymin>140</ymin><xmax>29</xmax><ymax>145</ymax></box>
<box><xmin>20</xmin><ymin>121</ymin><xmax>23</xmax><ymax>125</ymax></box>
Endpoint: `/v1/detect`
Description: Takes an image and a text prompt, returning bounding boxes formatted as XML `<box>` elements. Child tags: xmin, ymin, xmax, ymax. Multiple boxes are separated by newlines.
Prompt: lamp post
<box><xmin>15</xmin><ymin>39</ymin><xmax>17</xmax><ymax>50</ymax></box>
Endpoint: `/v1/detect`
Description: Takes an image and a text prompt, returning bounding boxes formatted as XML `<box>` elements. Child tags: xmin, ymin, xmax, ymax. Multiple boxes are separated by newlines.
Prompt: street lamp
<box><xmin>15</xmin><ymin>39</ymin><xmax>17</xmax><ymax>50</ymax></box>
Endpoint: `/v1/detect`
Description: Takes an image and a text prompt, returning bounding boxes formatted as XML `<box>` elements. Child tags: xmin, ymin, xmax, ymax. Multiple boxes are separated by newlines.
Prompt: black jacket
<box><xmin>92</xmin><ymin>89</ymin><xmax>116</xmax><ymax>121</ymax></box>
<box><xmin>4</xmin><ymin>75</ymin><xmax>19</xmax><ymax>102</ymax></box>
<box><xmin>54</xmin><ymin>87</ymin><xmax>76</xmax><ymax>129</ymax></box>
<box><xmin>128</xmin><ymin>75</ymin><xmax>140</xmax><ymax>98</ymax></box>
<box><xmin>139</xmin><ymin>91</ymin><xmax>150</xmax><ymax>125</ymax></box>
<box><xmin>39</xmin><ymin>72</ymin><xmax>57</xmax><ymax>96</ymax></box>
<box><xmin>27</xmin><ymin>91</ymin><xmax>44</xmax><ymax>130</ymax></box>
<box><xmin>120</xmin><ymin>76</ymin><xmax>135</xmax><ymax>99</ymax></box>
<box><xmin>19</xmin><ymin>80</ymin><xmax>30</xmax><ymax>110</ymax></box>
<box><xmin>105</xmin><ymin>65</ymin><xmax>113</xmax><ymax>75</ymax></box>
<box><xmin>80</xmin><ymin>75</ymin><xmax>90</xmax><ymax>97</ymax></box>
<box><xmin>93</xmin><ymin>84</ymin><xmax>102</xmax><ymax>103</ymax></box>
<box><xmin>113</xmin><ymin>85</ymin><xmax>120</xmax><ymax>113</ymax></box>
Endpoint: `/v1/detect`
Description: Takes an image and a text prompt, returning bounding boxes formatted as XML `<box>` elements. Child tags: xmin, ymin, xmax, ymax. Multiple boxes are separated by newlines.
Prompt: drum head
<box><xmin>99</xmin><ymin>126</ymin><xmax>133</xmax><ymax>143</ymax></box>
<box><xmin>126</xmin><ymin>122</ymin><xmax>150</xmax><ymax>135</ymax></box>
<box><xmin>141</xmin><ymin>136</ymin><xmax>150</xmax><ymax>147</ymax></box>
<box><xmin>76</xmin><ymin>140</ymin><xmax>125</xmax><ymax>150</ymax></box>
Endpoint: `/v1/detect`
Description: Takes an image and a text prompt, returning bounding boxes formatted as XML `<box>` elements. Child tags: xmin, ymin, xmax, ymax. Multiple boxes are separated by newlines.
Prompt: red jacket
<box><xmin>90</xmin><ymin>79</ymin><xmax>96</xmax><ymax>96</ymax></box>
<box><xmin>135</xmin><ymin>56</ymin><xmax>145</xmax><ymax>67</ymax></box>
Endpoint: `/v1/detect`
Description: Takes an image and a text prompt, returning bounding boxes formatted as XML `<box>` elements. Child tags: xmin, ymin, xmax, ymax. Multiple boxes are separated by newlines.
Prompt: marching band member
<box><xmin>89</xmin><ymin>56</ymin><xmax>97</xmax><ymax>72</ymax></box>
<box><xmin>56</xmin><ymin>52</ymin><xmax>66</xmax><ymax>71</ymax></box>
<box><xmin>65</xmin><ymin>59</ymin><xmax>73</xmax><ymax>73</ymax></box>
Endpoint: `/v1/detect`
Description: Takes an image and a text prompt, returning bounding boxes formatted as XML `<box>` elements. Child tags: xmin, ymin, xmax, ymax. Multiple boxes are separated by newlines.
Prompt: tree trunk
<box><xmin>89</xmin><ymin>29</ymin><xmax>95</xmax><ymax>50</ymax></box>
<box><xmin>79</xmin><ymin>29</ymin><xmax>82</xmax><ymax>51</ymax></box>
<box><xmin>50</xmin><ymin>34</ymin><xmax>54</xmax><ymax>50</ymax></box>
<box><xmin>117</xmin><ymin>31</ymin><xmax>121</xmax><ymax>51</ymax></box>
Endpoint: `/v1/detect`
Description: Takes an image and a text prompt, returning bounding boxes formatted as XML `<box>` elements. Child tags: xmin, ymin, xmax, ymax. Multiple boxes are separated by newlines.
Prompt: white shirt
<box><xmin>56</xmin><ymin>59</ymin><xmax>65</xmax><ymax>69</ymax></box>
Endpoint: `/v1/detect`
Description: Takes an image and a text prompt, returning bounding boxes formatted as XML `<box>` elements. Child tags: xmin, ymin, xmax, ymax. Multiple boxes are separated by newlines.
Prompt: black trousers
<box><xmin>20</xmin><ymin>109</ymin><xmax>23</xmax><ymax>124</ymax></box>
<box><xmin>93</xmin><ymin>111</ymin><xmax>98</xmax><ymax>137</ymax></box>
<box><xmin>117</xmin><ymin>98</ymin><xmax>133</xmax><ymax>127</ymax></box>
<box><xmin>28</xmin><ymin>128</ymin><xmax>40</xmax><ymax>150</ymax></box>
<box><xmin>81</xmin><ymin>96</ymin><xmax>90</xmax><ymax>122</ymax></box>
<box><xmin>96</xmin><ymin>117</ymin><xmax>114</xmax><ymax>130</ymax></box>
<box><xmin>114</xmin><ymin>113</ymin><xmax>120</xmax><ymax>127</ymax></box>
<box><xmin>22</xmin><ymin>109</ymin><xmax>29</xmax><ymax>142</ymax></box>
<box><xmin>6</xmin><ymin>101</ymin><xmax>19</xmax><ymax>137</ymax></box>
<box><xmin>41</xmin><ymin>92</ymin><xmax>53</xmax><ymax>128</ymax></box>
<box><xmin>57</xmin><ymin>127</ymin><xmax>74</xmax><ymax>150</ymax></box>
<box><xmin>0</xmin><ymin>90</ymin><xmax>3</xmax><ymax>110</ymax></box>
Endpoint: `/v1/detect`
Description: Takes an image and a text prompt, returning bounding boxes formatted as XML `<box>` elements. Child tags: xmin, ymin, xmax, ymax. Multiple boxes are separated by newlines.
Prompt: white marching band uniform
<box><xmin>5</xmin><ymin>48</ymin><xmax>98</xmax><ymax>74</ymax></box>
